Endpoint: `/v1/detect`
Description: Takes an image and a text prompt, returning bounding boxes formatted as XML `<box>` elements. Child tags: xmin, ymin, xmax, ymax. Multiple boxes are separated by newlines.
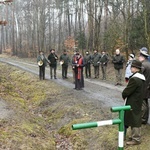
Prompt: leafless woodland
<box><xmin>0</xmin><ymin>0</ymin><xmax>150</xmax><ymax>58</ymax></box>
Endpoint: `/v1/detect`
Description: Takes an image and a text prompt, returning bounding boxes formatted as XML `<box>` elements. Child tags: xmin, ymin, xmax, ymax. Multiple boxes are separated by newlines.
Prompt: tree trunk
<box><xmin>87</xmin><ymin>0</ymin><xmax>94</xmax><ymax>50</ymax></box>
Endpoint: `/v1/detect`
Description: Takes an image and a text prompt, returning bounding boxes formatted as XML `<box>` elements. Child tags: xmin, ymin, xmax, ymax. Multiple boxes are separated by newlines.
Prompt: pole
<box><xmin>72</xmin><ymin>119</ymin><xmax>121</xmax><ymax>130</ymax></box>
<box><xmin>118</xmin><ymin>110</ymin><xmax>124</xmax><ymax>150</ymax></box>
<box><xmin>111</xmin><ymin>105</ymin><xmax>131</xmax><ymax>150</ymax></box>
<box><xmin>72</xmin><ymin>105</ymin><xmax>131</xmax><ymax>150</ymax></box>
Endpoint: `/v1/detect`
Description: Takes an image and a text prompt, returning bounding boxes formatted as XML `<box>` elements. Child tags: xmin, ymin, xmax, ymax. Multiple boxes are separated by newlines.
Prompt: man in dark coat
<box><xmin>37</xmin><ymin>51</ymin><xmax>49</xmax><ymax>80</ymax></box>
<box><xmin>91</xmin><ymin>49</ymin><xmax>101</xmax><ymax>78</ymax></box>
<box><xmin>84</xmin><ymin>51</ymin><xmax>92</xmax><ymax>78</ymax></box>
<box><xmin>112</xmin><ymin>49</ymin><xmax>125</xmax><ymax>85</ymax></box>
<box><xmin>48</xmin><ymin>49</ymin><xmax>58</xmax><ymax>79</ymax></box>
<box><xmin>73</xmin><ymin>53</ymin><xmax>84</xmax><ymax>90</ymax></box>
<box><xmin>72</xmin><ymin>50</ymin><xmax>78</xmax><ymax>83</ymax></box>
<box><xmin>138</xmin><ymin>47</ymin><xmax>150</xmax><ymax>124</ymax></box>
<box><xmin>59</xmin><ymin>50</ymin><xmax>70</xmax><ymax>79</ymax></box>
<box><xmin>100</xmin><ymin>50</ymin><xmax>109</xmax><ymax>80</ymax></box>
<box><xmin>122</xmin><ymin>60</ymin><xmax>145</xmax><ymax>145</ymax></box>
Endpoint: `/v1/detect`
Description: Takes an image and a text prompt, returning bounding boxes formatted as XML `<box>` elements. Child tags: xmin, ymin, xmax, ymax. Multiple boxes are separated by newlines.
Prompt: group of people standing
<box><xmin>37</xmin><ymin>49</ymin><xmax>109</xmax><ymax>88</ymax></box>
<box><xmin>83</xmin><ymin>49</ymin><xmax>109</xmax><ymax>80</ymax></box>
<box><xmin>122</xmin><ymin>47</ymin><xmax>150</xmax><ymax>146</ymax></box>
<box><xmin>37</xmin><ymin>47</ymin><xmax>150</xmax><ymax>146</ymax></box>
<box><xmin>110</xmin><ymin>47</ymin><xmax>150</xmax><ymax>146</ymax></box>
<box><xmin>37</xmin><ymin>49</ymin><xmax>58</xmax><ymax>80</ymax></box>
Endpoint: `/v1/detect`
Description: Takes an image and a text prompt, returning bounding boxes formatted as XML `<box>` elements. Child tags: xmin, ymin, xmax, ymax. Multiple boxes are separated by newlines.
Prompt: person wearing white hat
<box><xmin>138</xmin><ymin>47</ymin><xmax>150</xmax><ymax>124</ymax></box>
<box><xmin>125</xmin><ymin>53</ymin><xmax>135</xmax><ymax>82</ymax></box>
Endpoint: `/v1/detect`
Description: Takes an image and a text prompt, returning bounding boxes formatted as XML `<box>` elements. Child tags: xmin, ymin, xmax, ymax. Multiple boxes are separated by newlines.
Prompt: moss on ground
<box><xmin>0</xmin><ymin>64</ymin><xmax>56</xmax><ymax>149</ymax></box>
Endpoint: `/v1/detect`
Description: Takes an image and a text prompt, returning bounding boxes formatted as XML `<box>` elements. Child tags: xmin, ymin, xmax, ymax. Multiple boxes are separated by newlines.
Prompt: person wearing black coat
<box><xmin>72</xmin><ymin>51</ymin><xmax>78</xmax><ymax>83</ymax></box>
<box><xmin>84</xmin><ymin>51</ymin><xmax>92</xmax><ymax>78</ymax></box>
<box><xmin>91</xmin><ymin>49</ymin><xmax>101</xmax><ymax>78</ymax></box>
<box><xmin>100</xmin><ymin>50</ymin><xmax>109</xmax><ymax>80</ymax></box>
<box><xmin>138</xmin><ymin>47</ymin><xmax>150</xmax><ymax>124</ymax></box>
<box><xmin>112</xmin><ymin>49</ymin><xmax>125</xmax><ymax>85</ymax></box>
<box><xmin>122</xmin><ymin>60</ymin><xmax>145</xmax><ymax>145</ymax></box>
<box><xmin>60</xmin><ymin>50</ymin><xmax>70</xmax><ymax>79</ymax></box>
<box><xmin>48</xmin><ymin>49</ymin><xmax>58</xmax><ymax>79</ymax></box>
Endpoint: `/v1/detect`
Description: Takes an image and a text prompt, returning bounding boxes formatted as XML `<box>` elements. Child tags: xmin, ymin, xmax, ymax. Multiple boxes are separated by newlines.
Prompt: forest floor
<box><xmin>0</xmin><ymin>53</ymin><xmax>150</xmax><ymax>150</ymax></box>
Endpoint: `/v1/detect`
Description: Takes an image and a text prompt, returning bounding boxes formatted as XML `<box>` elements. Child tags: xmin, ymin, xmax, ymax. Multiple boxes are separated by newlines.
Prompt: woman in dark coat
<box><xmin>122</xmin><ymin>60</ymin><xmax>145</xmax><ymax>145</ymax></box>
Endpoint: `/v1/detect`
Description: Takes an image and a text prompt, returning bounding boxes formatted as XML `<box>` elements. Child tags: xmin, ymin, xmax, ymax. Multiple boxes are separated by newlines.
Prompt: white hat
<box><xmin>129</xmin><ymin>54</ymin><xmax>135</xmax><ymax>58</ymax></box>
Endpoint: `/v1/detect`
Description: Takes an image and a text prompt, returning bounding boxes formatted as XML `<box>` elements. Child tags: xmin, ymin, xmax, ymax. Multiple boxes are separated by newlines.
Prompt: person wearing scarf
<box><xmin>73</xmin><ymin>53</ymin><xmax>85</xmax><ymax>90</ymax></box>
<box><xmin>122</xmin><ymin>60</ymin><xmax>145</xmax><ymax>145</ymax></box>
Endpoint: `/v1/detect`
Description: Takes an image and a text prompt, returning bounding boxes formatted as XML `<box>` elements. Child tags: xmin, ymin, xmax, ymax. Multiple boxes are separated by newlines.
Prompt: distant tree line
<box><xmin>0</xmin><ymin>0</ymin><xmax>150</xmax><ymax>58</ymax></box>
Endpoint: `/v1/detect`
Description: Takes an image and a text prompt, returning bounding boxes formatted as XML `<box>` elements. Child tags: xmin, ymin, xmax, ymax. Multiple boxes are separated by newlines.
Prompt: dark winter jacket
<box><xmin>100</xmin><ymin>54</ymin><xmax>109</xmax><ymax>66</ymax></box>
<box><xmin>91</xmin><ymin>53</ymin><xmax>101</xmax><ymax>67</ymax></box>
<box><xmin>122</xmin><ymin>72</ymin><xmax>145</xmax><ymax>127</ymax></box>
<box><xmin>141</xmin><ymin>60</ymin><xmax>150</xmax><ymax>99</ymax></box>
<box><xmin>84</xmin><ymin>54</ymin><xmax>92</xmax><ymax>65</ymax></box>
<box><xmin>48</xmin><ymin>53</ymin><xmax>58</xmax><ymax>68</ymax></box>
<box><xmin>60</xmin><ymin>54</ymin><xmax>70</xmax><ymax>66</ymax></box>
<box><xmin>112</xmin><ymin>54</ymin><xmax>124</xmax><ymax>69</ymax></box>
